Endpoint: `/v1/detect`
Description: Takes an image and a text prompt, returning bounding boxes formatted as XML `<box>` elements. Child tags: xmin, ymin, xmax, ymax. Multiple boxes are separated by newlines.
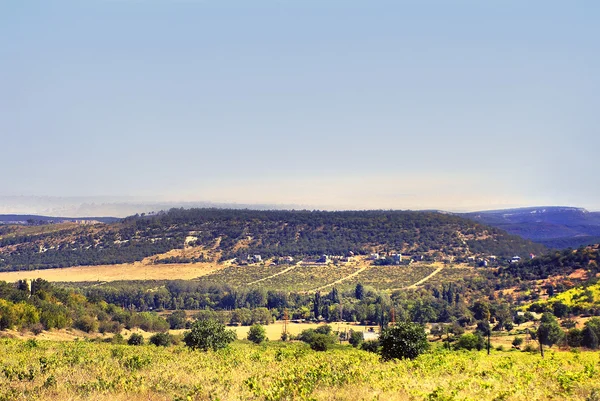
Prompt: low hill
<box><xmin>0</xmin><ymin>208</ymin><xmax>546</xmax><ymax>272</ymax></box>
<box><xmin>461</xmin><ymin>206</ymin><xmax>600</xmax><ymax>249</ymax></box>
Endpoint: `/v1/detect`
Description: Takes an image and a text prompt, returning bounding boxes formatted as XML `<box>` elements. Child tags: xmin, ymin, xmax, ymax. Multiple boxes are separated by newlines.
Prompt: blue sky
<box><xmin>2</xmin><ymin>1</ymin><xmax>599</xmax><ymax>212</ymax></box>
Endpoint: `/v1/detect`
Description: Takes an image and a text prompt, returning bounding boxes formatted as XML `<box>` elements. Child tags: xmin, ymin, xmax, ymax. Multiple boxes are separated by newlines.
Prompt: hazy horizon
<box><xmin>0</xmin><ymin>195</ymin><xmax>596</xmax><ymax>218</ymax></box>
<box><xmin>3</xmin><ymin>1</ymin><xmax>599</xmax><ymax>212</ymax></box>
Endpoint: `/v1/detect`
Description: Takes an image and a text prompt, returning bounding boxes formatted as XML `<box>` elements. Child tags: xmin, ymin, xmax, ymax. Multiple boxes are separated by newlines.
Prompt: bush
<box><xmin>349</xmin><ymin>330</ymin><xmax>364</xmax><ymax>347</ymax></box>
<box><xmin>247</xmin><ymin>324</ymin><xmax>267</xmax><ymax>344</ymax></box>
<box><xmin>310</xmin><ymin>333</ymin><xmax>335</xmax><ymax>351</ymax></box>
<box><xmin>314</xmin><ymin>325</ymin><xmax>332</xmax><ymax>335</ymax></box>
<box><xmin>298</xmin><ymin>328</ymin><xmax>317</xmax><ymax>344</ymax></box>
<box><xmin>582</xmin><ymin>326</ymin><xmax>599</xmax><ymax>349</ymax></box>
<box><xmin>127</xmin><ymin>333</ymin><xmax>144</xmax><ymax>346</ymax></box>
<box><xmin>380</xmin><ymin>322</ymin><xmax>429</xmax><ymax>360</ymax></box>
<box><xmin>73</xmin><ymin>316</ymin><xmax>99</xmax><ymax>333</ymax></box>
<box><xmin>454</xmin><ymin>333</ymin><xmax>485</xmax><ymax>351</ymax></box>
<box><xmin>112</xmin><ymin>333</ymin><xmax>125</xmax><ymax>344</ymax></box>
<box><xmin>538</xmin><ymin>313</ymin><xmax>564</xmax><ymax>348</ymax></box>
<box><xmin>149</xmin><ymin>332</ymin><xmax>172</xmax><ymax>347</ymax></box>
<box><xmin>567</xmin><ymin>329</ymin><xmax>583</xmax><ymax>348</ymax></box>
<box><xmin>167</xmin><ymin>310</ymin><xmax>187</xmax><ymax>330</ymax></box>
<box><xmin>512</xmin><ymin>337</ymin><xmax>524</xmax><ymax>348</ymax></box>
<box><xmin>30</xmin><ymin>323</ymin><xmax>44</xmax><ymax>335</ymax></box>
<box><xmin>184</xmin><ymin>319</ymin><xmax>236</xmax><ymax>351</ymax></box>
<box><xmin>360</xmin><ymin>340</ymin><xmax>380</xmax><ymax>353</ymax></box>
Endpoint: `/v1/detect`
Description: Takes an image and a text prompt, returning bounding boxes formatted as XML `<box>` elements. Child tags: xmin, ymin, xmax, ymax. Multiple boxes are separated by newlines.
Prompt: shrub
<box><xmin>184</xmin><ymin>319</ymin><xmax>236</xmax><ymax>351</ymax></box>
<box><xmin>310</xmin><ymin>333</ymin><xmax>335</xmax><ymax>351</ymax></box>
<box><xmin>512</xmin><ymin>337</ymin><xmax>524</xmax><ymax>348</ymax></box>
<box><xmin>149</xmin><ymin>332</ymin><xmax>172</xmax><ymax>347</ymax></box>
<box><xmin>360</xmin><ymin>340</ymin><xmax>380</xmax><ymax>353</ymax></box>
<box><xmin>74</xmin><ymin>316</ymin><xmax>98</xmax><ymax>333</ymax></box>
<box><xmin>247</xmin><ymin>324</ymin><xmax>267</xmax><ymax>344</ymax></box>
<box><xmin>127</xmin><ymin>333</ymin><xmax>144</xmax><ymax>346</ymax></box>
<box><xmin>30</xmin><ymin>323</ymin><xmax>44</xmax><ymax>335</ymax></box>
<box><xmin>298</xmin><ymin>328</ymin><xmax>317</xmax><ymax>344</ymax></box>
<box><xmin>538</xmin><ymin>313</ymin><xmax>565</xmax><ymax>348</ymax></box>
<box><xmin>582</xmin><ymin>326</ymin><xmax>599</xmax><ymax>349</ymax></box>
<box><xmin>349</xmin><ymin>330</ymin><xmax>364</xmax><ymax>347</ymax></box>
<box><xmin>112</xmin><ymin>333</ymin><xmax>125</xmax><ymax>345</ymax></box>
<box><xmin>454</xmin><ymin>333</ymin><xmax>485</xmax><ymax>351</ymax></box>
<box><xmin>314</xmin><ymin>325</ymin><xmax>332</xmax><ymax>335</ymax></box>
<box><xmin>379</xmin><ymin>322</ymin><xmax>429</xmax><ymax>360</ymax></box>
<box><xmin>167</xmin><ymin>310</ymin><xmax>187</xmax><ymax>330</ymax></box>
<box><xmin>567</xmin><ymin>329</ymin><xmax>583</xmax><ymax>348</ymax></box>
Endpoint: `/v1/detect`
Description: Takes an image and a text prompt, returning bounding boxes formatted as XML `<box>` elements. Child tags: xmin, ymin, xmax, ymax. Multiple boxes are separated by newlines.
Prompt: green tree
<box><xmin>127</xmin><ymin>333</ymin><xmax>144</xmax><ymax>346</ymax></box>
<box><xmin>149</xmin><ymin>332</ymin><xmax>172</xmax><ymax>347</ymax></box>
<box><xmin>552</xmin><ymin>302</ymin><xmax>569</xmax><ymax>318</ymax></box>
<box><xmin>166</xmin><ymin>310</ymin><xmax>187</xmax><ymax>329</ymax></box>
<box><xmin>310</xmin><ymin>333</ymin><xmax>335</xmax><ymax>351</ymax></box>
<box><xmin>349</xmin><ymin>330</ymin><xmax>363</xmax><ymax>347</ymax></box>
<box><xmin>355</xmin><ymin>283</ymin><xmax>365</xmax><ymax>300</ymax></box>
<box><xmin>537</xmin><ymin>313</ymin><xmax>564</xmax><ymax>356</ymax></box>
<box><xmin>582</xmin><ymin>326</ymin><xmax>599</xmax><ymax>349</ymax></box>
<box><xmin>455</xmin><ymin>333</ymin><xmax>485</xmax><ymax>351</ymax></box>
<box><xmin>247</xmin><ymin>324</ymin><xmax>266</xmax><ymax>344</ymax></box>
<box><xmin>184</xmin><ymin>319</ymin><xmax>236</xmax><ymax>351</ymax></box>
<box><xmin>379</xmin><ymin>322</ymin><xmax>429</xmax><ymax>360</ymax></box>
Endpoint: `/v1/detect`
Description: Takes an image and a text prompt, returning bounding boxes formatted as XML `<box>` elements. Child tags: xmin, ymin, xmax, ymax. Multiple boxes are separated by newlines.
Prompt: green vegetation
<box><xmin>0</xmin><ymin>279</ymin><xmax>169</xmax><ymax>334</ymax></box>
<box><xmin>1</xmin><ymin>339</ymin><xmax>600</xmax><ymax>400</ymax></box>
<box><xmin>379</xmin><ymin>322</ymin><xmax>429</xmax><ymax>360</ymax></box>
<box><xmin>183</xmin><ymin>319</ymin><xmax>236</xmax><ymax>351</ymax></box>
<box><xmin>0</xmin><ymin>208</ymin><xmax>546</xmax><ymax>271</ymax></box>
<box><xmin>247</xmin><ymin>323</ymin><xmax>267</xmax><ymax>344</ymax></box>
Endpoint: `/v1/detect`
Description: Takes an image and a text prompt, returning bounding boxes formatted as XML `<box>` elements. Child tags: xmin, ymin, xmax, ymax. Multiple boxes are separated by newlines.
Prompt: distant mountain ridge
<box><xmin>0</xmin><ymin>214</ymin><xmax>119</xmax><ymax>225</ymax></box>
<box><xmin>460</xmin><ymin>206</ymin><xmax>600</xmax><ymax>249</ymax></box>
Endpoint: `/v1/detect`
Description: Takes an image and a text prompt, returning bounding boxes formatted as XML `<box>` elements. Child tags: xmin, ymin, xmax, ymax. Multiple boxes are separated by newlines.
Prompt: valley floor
<box><xmin>1</xmin><ymin>339</ymin><xmax>599</xmax><ymax>401</ymax></box>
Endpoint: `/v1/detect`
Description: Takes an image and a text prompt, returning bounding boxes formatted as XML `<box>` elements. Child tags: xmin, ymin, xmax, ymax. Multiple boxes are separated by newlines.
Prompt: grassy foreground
<box><xmin>1</xmin><ymin>339</ymin><xmax>600</xmax><ymax>401</ymax></box>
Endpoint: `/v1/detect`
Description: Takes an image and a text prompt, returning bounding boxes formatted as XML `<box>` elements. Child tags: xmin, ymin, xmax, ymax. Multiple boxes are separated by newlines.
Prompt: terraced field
<box><xmin>425</xmin><ymin>266</ymin><xmax>479</xmax><ymax>287</ymax></box>
<box><xmin>197</xmin><ymin>264</ymin><xmax>291</xmax><ymax>287</ymax></box>
<box><xmin>246</xmin><ymin>263</ymin><xmax>365</xmax><ymax>292</ymax></box>
<box><xmin>343</xmin><ymin>265</ymin><xmax>438</xmax><ymax>290</ymax></box>
<box><xmin>191</xmin><ymin>263</ymin><xmax>480</xmax><ymax>292</ymax></box>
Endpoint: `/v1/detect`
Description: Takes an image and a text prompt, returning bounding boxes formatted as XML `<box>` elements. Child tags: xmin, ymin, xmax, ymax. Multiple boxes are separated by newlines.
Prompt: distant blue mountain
<box><xmin>0</xmin><ymin>214</ymin><xmax>119</xmax><ymax>225</ymax></box>
<box><xmin>460</xmin><ymin>207</ymin><xmax>600</xmax><ymax>249</ymax></box>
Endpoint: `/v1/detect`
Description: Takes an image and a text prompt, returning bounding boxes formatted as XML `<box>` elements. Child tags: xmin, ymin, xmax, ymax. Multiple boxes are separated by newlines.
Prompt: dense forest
<box><xmin>0</xmin><ymin>208</ymin><xmax>546</xmax><ymax>271</ymax></box>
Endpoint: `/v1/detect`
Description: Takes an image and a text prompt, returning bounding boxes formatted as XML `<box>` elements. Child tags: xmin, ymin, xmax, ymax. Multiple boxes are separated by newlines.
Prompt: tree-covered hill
<box><xmin>498</xmin><ymin>244</ymin><xmax>599</xmax><ymax>281</ymax></box>
<box><xmin>0</xmin><ymin>208</ymin><xmax>547</xmax><ymax>271</ymax></box>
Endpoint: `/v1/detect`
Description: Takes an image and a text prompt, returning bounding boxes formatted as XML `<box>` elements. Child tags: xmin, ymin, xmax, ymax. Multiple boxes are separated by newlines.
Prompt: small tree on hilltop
<box><xmin>379</xmin><ymin>322</ymin><xmax>429</xmax><ymax>360</ymax></box>
<box><xmin>184</xmin><ymin>319</ymin><xmax>236</xmax><ymax>351</ymax></box>
<box><xmin>247</xmin><ymin>324</ymin><xmax>267</xmax><ymax>344</ymax></box>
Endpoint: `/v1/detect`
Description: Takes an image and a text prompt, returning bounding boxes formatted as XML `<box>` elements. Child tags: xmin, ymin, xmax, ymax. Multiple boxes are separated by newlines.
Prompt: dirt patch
<box><xmin>0</xmin><ymin>262</ymin><xmax>221</xmax><ymax>282</ymax></box>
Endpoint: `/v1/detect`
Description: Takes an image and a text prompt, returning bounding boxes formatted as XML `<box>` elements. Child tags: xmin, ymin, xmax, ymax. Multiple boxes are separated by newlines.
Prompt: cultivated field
<box><xmin>1</xmin><ymin>338</ymin><xmax>598</xmax><ymax>401</ymax></box>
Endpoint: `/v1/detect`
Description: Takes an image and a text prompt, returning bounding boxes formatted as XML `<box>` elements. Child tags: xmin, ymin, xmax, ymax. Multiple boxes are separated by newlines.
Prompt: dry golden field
<box><xmin>0</xmin><ymin>262</ymin><xmax>221</xmax><ymax>282</ymax></box>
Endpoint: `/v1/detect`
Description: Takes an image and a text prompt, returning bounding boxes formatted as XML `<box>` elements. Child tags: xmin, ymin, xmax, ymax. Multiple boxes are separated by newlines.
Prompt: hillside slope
<box><xmin>0</xmin><ymin>208</ymin><xmax>547</xmax><ymax>271</ymax></box>
<box><xmin>461</xmin><ymin>206</ymin><xmax>600</xmax><ymax>249</ymax></box>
